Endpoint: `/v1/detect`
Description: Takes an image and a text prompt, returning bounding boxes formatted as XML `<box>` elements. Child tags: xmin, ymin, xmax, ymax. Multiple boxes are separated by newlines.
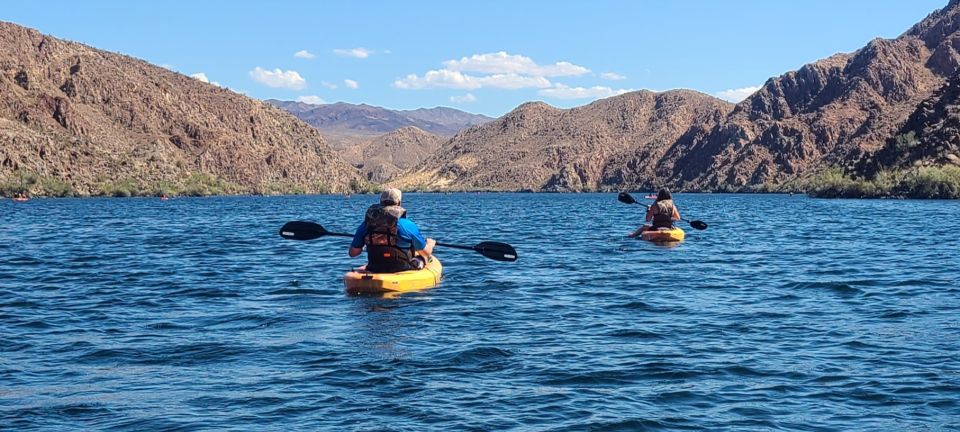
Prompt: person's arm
<box><xmin>348</xmin><ymin>222</ymin><xmax>366</xmax><ymax>257</ymax></box>
<box><xmin>645</xmin><ymin>206</ymin><xmax>655</xmax><ymax>222</ymax></box>
<box><xmin>673</xmin><ymin>207</ymin><xmax>681</xmax><ymax>221</ymax></box>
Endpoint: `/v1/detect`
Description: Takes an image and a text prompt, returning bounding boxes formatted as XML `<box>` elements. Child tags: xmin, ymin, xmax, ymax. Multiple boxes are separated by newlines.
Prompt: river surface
<box><xmin>1</xmin><ymin>193</ymin><xmax>959</xmax><ymax>431</ymax></box>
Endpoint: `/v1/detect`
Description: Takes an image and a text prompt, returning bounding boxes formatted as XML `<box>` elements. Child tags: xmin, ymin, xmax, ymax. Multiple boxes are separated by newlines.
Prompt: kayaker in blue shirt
<box><xmin>349</xmin><ymin>188</ymin><xmax>436</xmax><ymax>273</ymax></box>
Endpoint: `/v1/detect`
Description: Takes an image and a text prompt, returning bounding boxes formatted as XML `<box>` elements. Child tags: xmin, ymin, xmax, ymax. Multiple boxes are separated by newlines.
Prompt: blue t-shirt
<box><xmin>351</xmin><ymin>218</ymin><xmax>427</xmax><ymax>250</ymax></box>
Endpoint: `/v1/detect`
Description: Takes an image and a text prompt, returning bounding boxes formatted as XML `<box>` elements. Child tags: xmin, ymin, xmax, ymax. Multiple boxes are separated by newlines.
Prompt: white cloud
<box><xmin>715</xmin><ymin>86</ymin><xmax>761</xmax><ymax>102</ymax></box>
<box><xmin>296</xmin><ymin>95</ymin><xmax>326</xmax><ymax>105</ymax></box>
<box><xmin>394</xmin><ymin>69</ymin><xmax>551</xmax><ymax>90</ymax></box>
<box><xmin>294</xmin><ymin>50</ymin><xmax>315</xmax><ymax>59</ymax></box>
<box><xmin>320</xmin><ymin>81</ymin><xmax>338</xmax><ymax>89</ymax></box>
<box><xmin>601</xmin><ymin>72</ymin><xmax>626</xmax><ymax>81</ymax></box>
<box><xmin>395</xmin><ymin>51</ymin><xmax>595</xmax><ymax>92</ymax></box>
<box><xmin>442</xmin><ymin>51</ymin><xmax>589</xmax><ymax>77</ymax></box>
<box><xmin>333</xmin><ymin>48</ymin><xmax>371</xmax><ymax>58</ymax></box>
<box><xmin>344</xmin><ymin>79</ymin><xmax>359</xmax><ymax>89</ymax></box>
<box><xmin>249</xmin><ymin>67</ymin><xmax>307</xmax><ymax>90</ymax></box>
<box><xmin>190</xmin><ymin>72</ymin><xmax>220</xmax><ymax>87</ymax></box>
<box><xmin>160</xmin><ymin>63</ymin><xmax>176</xmax><ymax>70</ymax></box>
<box><xmin>450</xmin><ymin>93</ymin><xmax>477</xmax><ymax>103</ymax></box>
<box><xmin>537</xmin><ymin>84</ymin><xmax>633</xmax><ymax>100</ymax></box>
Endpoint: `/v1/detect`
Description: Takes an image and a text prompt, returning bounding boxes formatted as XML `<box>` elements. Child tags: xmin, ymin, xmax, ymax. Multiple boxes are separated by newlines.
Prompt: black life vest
<box><xmin>652</xmin><ymin>199</ymin><xmax>676</xmax><ymax>229</ymax></box>
<box><xmin>363</xmin><ymin>204</ymin><xmax>417</xmax><ymax>273</ymax></box>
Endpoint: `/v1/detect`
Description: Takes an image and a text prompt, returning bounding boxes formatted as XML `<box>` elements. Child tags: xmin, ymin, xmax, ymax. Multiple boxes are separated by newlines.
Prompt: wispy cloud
<box><xmin>715</xmin><ymin>86</ymin><xmax>761</xmax><ymax>102</ymax></box>
<box><xmin>294</xmin><ymin>50</ymin><xmax>315</xmax><ymax>59</ymax></box>
<box><xmin>296</xmin><ymin>95</ymin><xmax>326</xmax><ymax>105</ymax></box>
<box><xmin>450</xmin><ymin>93</ymin><xmax>477</xmax><ymax>103</ymax></box>
<box><xmin>333</xmin><ymin>48</ymin><xmax>372</xmax><ymax>58</ymax></box>
<box><xmin>249</xmin><ymin>67</ymin><xmax>307</xmax><ymax>90</ymax></box>
<box><xmin>600</xmin><ymin>72</ymin><xmax>626</xmax><ymax>81</ymax></box>
<box><xmin>320</xmin><ymin>81</ymin><xmax>338</xmax><ymax>89</ymax></box>
<box><xmin>344</xmin><ymin>79</ymin><xmax>359</xmax><ymax>89</ymax></box>
<box><xmin>190</xmin><ymin>72</ymin><xmax>220</xmax><ymax>87</ymax></box>
<box><xmin>537</xmin><ymin>84</ymin><xmax>633</xmax><ymax>100</ymax></box>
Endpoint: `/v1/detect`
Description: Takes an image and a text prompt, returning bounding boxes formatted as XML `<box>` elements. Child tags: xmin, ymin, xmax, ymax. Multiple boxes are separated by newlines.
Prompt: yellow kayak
<box><xmin>640</xmin><ymin>226</ymin><xmax>685</xmax><ymax>243</ymax></box>
<box><xmin>344</xmin><ymin>255</ymin><xmax>443</xmax><ymax>296</ymax></box>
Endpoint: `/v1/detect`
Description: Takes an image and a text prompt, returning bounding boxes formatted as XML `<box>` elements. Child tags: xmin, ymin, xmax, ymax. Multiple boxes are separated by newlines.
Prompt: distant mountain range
<box><xmin>266</xmin><ymin>100</ymin><xmax>492</xmax><ymax>137</ymax></box>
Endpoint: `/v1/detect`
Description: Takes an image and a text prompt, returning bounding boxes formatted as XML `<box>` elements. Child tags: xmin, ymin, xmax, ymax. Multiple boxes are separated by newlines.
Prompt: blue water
<box><xmin>2</xmin><ymin>193</ymin><xmax>959</xmax><ymax>431</ymax></box>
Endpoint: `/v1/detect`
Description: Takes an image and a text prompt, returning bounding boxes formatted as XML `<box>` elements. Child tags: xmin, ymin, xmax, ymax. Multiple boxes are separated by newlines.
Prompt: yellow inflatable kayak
<box><xmin>344</xmin><ymin>255</ymin><xmax>443</xmax><ymax>296</ymax></box>
<box><xmin>640</xmin><ymin>226</ymin><xmax>685</xmax><ymax>243</ymax></box>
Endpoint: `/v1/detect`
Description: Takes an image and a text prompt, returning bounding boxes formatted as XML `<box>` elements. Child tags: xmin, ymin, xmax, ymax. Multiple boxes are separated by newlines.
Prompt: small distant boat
<box><xmin>160</xmin><ymin>194</ymin><xmax>170</xmax><ymax>201</ymax></box>
<box><xmin>12</xmin><ymin>195</ymin><xmax>29</xmax><ymax>202</ymax></box>
<box><xmin>644</xmin><ymin>194</ymin><xmax>657</xmax><ymax>199</ymax></box>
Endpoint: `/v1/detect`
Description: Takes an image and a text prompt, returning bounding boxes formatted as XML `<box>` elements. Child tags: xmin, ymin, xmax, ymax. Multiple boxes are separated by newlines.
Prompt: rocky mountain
<box><xmin>0</xmin><ymin>21</ymin><xmax>362</xmax><ymax>196</ymax></box>
<box><xmin>858</xmin><ymin>71</ymin><xmax>960</xmax><ymax>174</ymax></box>
<box><xmin>394</xmin><ymin>0</ymin><xmax>960</xmax><ymax>192</ymax></box>
<box><xmin>359</xmin><ymin>126</ymin><xmax>444</xmax><ymax>183</ymax></box>
<box><xmin>393</xmin><ymin>90</ymin><xmax>733</xmax><ymax>191</ymax></box>
<box><xmin>266</xmin><ymin>100</ymin><xmax>492</xmax><ymax>137</ymax></box>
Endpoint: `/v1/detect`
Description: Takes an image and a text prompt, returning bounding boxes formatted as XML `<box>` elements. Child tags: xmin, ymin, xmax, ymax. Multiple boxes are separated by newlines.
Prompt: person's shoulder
<box><xmin>397</xmin><ymin>218</ymin><xmax>419</xmax><ymax>229</ymax></box>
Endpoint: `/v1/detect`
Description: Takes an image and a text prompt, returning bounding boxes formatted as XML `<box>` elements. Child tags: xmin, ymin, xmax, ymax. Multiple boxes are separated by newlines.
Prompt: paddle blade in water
<box><xmin>617</xmin><ymin>192</ymin><xmax>637</xmax><ymax>205</ymax></box>
<box><xmin>689</xmin><ymin>220</ymin><xmax>708</xmax><ymax>230</ymax></box>
<box><xmin>279</xmin><ymin>221</ymin><xmax>327</xmax><ymax>240</ymax></box>
<box><xmin>475</xmin><ymin>241</ymin><xmax>518</xmax><ymax>262</ymax></box>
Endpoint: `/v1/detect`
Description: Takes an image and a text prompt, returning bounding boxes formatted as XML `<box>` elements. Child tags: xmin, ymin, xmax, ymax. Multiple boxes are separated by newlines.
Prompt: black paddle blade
<box><xmin>279</xmin><ymin>221</ymin><xmax>327</xmax><ymax>240</ymax></box>
<box><xmin>617</xmin><ymin>192</ymin><xmax>637</xmax><ymax>205</ymax></box>
<box><xmin>689</xmin><ymin>220</ymin><xmax>708</xmax><ymax>230</ymax></box>
<box><xmin>475</xmin><ymin>241</ymin><xmax>518</xmax><ymax>262</ymax></box>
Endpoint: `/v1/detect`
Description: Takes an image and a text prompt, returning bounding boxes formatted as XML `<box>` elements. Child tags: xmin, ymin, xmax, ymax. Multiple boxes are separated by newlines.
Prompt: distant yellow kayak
<box><xmin>639</xmin><ymin>226</ymin><xmax>685</xmax><ymax>243</ymax></box>
<box><xmin>344</xmin><ymin>255</ymin><xmax>443</xmax><ymax>296</ymax></box>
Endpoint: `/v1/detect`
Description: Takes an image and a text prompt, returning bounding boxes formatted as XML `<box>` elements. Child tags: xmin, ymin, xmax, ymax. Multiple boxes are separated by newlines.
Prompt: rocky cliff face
<box><xmin>858</xmin><ymin>71</ymin><xmax>960</xmax><ymax>174</ymax></box>
<box><xmin>360</xmin><ymin>126</ymin><xmax>443</xmax><ymax>183</ymax></box>
<box><xmin>393</xmin><ymin>91</ymin><xmax>733</xmax><ymax>191</ymax></box>
<box><xmin>0</xmin><ymin>22</ymin><xmax>362</xmax><ymax>195</ymax></box>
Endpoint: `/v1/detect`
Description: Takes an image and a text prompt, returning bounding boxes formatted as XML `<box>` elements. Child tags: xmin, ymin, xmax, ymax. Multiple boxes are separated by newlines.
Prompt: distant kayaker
<box><xmin>628</xmin><ymin>188</ymin><xmax>681</xmax><ymax>237</ymax></box>
<box><xmin>348</xmin><ymin>188</ymin><xmax>436</xmax><ymax>273</ymax></box>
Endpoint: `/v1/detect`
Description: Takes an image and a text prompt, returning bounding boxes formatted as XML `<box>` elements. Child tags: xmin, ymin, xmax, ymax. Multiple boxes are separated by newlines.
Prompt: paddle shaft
<box><xmin>435</xmin><ymin>242</ymin><xmax>479</xmax><ymax>251</ymax></box>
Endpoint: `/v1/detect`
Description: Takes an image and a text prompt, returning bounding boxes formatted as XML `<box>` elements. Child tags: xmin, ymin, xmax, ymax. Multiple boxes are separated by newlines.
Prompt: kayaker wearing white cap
<box><xmin>348</xmin><ymin>188</ymin><xmax>436</xmax><ymax>273</ymax></box>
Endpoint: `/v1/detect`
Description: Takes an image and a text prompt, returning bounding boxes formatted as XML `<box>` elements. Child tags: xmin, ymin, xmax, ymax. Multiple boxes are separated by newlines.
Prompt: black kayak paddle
<box><xmin>279</xmin><ymin>221</ymin><xmax>518</xmax><ymax>262</ymax></box>
<box><xmin>618</xmin><ymin>192</ymin><xmax>708</xmax><ymax>230</ymax></box>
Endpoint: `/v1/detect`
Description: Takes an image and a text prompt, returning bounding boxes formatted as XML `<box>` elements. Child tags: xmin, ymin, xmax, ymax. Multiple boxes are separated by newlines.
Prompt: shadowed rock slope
<box><xmin>859</xmin><ymin>71</ymin><xmax>960</xmax><ymax>174</ymax></box>
<box><xmin>0</xmin><ymin>22</ymin><xmax>362</xmax><ymax>196</ymax></box>
<box><xmin>360</xmin><ymin>126</ymin><xmax>443</xmax><ymax>183</ymax></box>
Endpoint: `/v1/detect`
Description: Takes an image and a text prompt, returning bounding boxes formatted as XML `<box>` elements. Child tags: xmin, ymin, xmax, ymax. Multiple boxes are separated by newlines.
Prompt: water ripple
<box><xmin>1</xmin><ymin>194</ymin><xmax>958</xmax><ymax>430</ymax></box>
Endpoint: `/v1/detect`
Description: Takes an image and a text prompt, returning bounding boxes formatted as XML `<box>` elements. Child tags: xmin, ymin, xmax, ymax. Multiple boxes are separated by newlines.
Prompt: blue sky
<box><xmin>1</xmin><ymin>0</ymin><xmax>948</xmax><ymax>117</ymax></box>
